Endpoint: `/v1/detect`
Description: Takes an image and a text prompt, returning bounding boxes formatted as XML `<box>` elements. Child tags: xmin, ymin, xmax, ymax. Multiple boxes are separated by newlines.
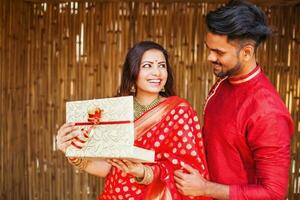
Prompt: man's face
<box><xmin>205</xmin><ymin>32</ymin><xmax>242</xmax><ymax>78</ymax></box>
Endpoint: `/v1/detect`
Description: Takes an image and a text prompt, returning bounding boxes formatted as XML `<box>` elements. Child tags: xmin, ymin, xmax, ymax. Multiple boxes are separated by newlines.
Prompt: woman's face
<box><xmin>136</xmin><ymin>49</ymin><xmax>168</xmax><ymax>96</ymax></box>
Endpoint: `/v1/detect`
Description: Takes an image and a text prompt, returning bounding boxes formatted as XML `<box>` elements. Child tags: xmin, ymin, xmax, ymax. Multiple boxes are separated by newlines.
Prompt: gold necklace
<box><xmin>134</xmin><ymin>96</ymin><xmax>161</xmax><ymax>119</ymax></box>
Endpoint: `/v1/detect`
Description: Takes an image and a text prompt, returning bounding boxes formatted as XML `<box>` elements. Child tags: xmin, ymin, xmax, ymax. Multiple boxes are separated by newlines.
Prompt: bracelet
<box><xmin>68</xmin><ymin>157</ymin><xmax>89</xmax><ymax>170</ymax></box>
<box><xmin>135</xmin><ymin>165</ymin><xmax>154</xmax><ymax>185</ymax></box>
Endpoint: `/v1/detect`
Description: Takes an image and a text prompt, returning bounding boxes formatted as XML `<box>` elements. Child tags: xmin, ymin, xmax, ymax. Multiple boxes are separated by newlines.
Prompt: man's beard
<box><xmin>213</xmin><ymin>61</ymin><xmax>241</xmax><ymax>78</ymax></box>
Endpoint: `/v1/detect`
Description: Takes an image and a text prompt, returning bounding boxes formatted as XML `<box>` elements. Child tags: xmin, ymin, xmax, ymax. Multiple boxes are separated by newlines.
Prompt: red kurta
<box><xmin>100</xmin><ymin>96</ymin><xmax>211</xmax><ymax>200</ymax></box>
<box><xmin>203</xmin><ymin>66</ymin><xmax>294</xmax><ymax>200</ymax></box>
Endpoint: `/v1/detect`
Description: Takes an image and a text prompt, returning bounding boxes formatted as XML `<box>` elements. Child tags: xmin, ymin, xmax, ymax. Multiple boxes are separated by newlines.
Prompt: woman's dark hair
<box><xmin>206</xmin><ymin>0</ymin><xmax>272</xmax><ymax>47</ymax></box>
<box><xmin>118</xmin><ymin>41</ymin><xmax>175</xmax><ymax>97</ymax></box>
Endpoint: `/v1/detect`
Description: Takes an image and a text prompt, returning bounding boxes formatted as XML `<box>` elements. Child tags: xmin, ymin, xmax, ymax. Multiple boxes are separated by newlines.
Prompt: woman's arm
<box><xmin>83</xmin><ymin>160</ymin><xmax>112</xmax><ymax>177</ymax></box>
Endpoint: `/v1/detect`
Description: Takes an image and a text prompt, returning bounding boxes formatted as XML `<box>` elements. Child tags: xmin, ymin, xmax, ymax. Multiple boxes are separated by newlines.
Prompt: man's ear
<box><xmin>240</xmin><ymin>44</ymin><xmax>255</xmax><ymax>62</ymax></box>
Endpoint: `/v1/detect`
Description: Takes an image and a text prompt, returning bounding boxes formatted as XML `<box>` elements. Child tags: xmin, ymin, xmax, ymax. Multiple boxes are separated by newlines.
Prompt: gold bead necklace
<box><xmin>134</xmin><ymin>96</ymin><xmax>161</xmax><ymax>119</ymax></box>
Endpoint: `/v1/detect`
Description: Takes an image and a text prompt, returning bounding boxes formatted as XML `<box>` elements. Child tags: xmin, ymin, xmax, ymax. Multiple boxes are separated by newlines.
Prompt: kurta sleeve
<box><xmin>230</xmin><ymin>113</ymin><xmax>293</xmax><ymax>200</ymax></box>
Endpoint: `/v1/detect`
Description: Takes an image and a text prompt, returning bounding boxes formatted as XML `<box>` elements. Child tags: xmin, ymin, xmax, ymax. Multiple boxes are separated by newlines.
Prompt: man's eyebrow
<box><xmin>204</xmin><ymin>42</ymin><xmax>225</xmax><ymax>53</ymax></box>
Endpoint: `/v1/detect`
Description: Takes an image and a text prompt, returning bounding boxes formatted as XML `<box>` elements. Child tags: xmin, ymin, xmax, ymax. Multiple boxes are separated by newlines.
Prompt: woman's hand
<box><xmin>106</xmin><ymin>159</ymin><xmax>145</xmax><ymax>178</ymax></box>
<box><xmin>56</xmin><ymin>122</ymin><xmax>81</xmax><ymax>153</ymax></box>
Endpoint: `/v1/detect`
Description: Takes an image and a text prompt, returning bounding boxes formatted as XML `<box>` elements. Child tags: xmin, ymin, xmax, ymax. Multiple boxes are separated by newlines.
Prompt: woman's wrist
<box><xmin>135</xmin><ymin>165</ymin><xmax>146</xmax><ymax>178</ymax></box>
<box><xmin>135</xmin><ymin>165</ymin><xmax>154</xmax><ymax>185</ymax></box>
<box><xmin>68</xmin><ymin>157</ymin><xmax>89</xmax><ymax>170</ymax></box>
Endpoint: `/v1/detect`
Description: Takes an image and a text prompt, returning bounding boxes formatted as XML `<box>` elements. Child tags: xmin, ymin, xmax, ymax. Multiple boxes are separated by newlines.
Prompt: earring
<box><xmin>160</xmin><ymin>87</ymin><xmax>165</xmax><ymax>92</ymax></box>
<box><xmin>130</xmin><ymin>85</ymin><xmax>136</xmax><ymax>93</ymax></box>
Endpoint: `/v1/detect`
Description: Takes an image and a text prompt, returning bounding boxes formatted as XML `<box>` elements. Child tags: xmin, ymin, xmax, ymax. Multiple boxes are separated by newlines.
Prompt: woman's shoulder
<box><xmin>165</xmin><ymin>96</ymin><xmax>192</xmax><ymax>108</ymax></box>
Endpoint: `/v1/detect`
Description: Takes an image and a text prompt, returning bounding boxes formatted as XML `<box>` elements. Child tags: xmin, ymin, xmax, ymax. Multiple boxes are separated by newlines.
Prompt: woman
<box><xmin>56</xmin><ymin>41</ymin><xmax>211</xmax><ymax>200</ymax></box>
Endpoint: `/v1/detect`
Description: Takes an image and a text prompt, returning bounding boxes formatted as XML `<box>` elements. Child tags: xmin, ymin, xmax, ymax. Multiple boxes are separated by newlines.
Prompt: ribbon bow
<box><xmin>71</xmin><ymin>107</ymin><xmax>102</xmax><ymax>149</ymax></box>
<box><xmin>88</xmin><ymin>107</ymin><xmax>103</xmax><ymax>124</ymax></box>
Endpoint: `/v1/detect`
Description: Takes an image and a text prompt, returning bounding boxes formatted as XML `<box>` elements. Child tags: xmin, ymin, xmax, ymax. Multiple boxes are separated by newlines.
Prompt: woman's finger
<box><xmin>58</xmin><ymin>123</ymin><xmax>74</xmax><ymax>134</ymax></box>
<box><xmin>110</xmin><ymin>159</ymin><xmax>130</xmax><ymax>173</ymax></box>
<box><xmin>61</xmin><ymin>140</ymin><xmax>73</xmax><ymax>151</ymax></box>
<box><xmin>58</xmin><ymin>125</ymin><xmax>77</xmax><ymax>138</ymax></box>
<box><xmin>60</xmin><ymin>129</ymin><xmax>81</xmax><ymax>143</ymax></box>
<box><xmin>57</xmin><ymin>140</ymin><xmax>73</xmax><ymax>152</ymax></box>
<box><xmin>122</xmin><ymin>159</ymin><xmax>139</xmax><ymax>167</ymax></box>
<box><xmin>108</xmin><ymin>160</ymin><xmax>124</xmax><ymax>172</ymax></box>
<box><xmin>112</xmin><ymin>159</ymin><xmax>128</xmax><ymax>171</ymax></box>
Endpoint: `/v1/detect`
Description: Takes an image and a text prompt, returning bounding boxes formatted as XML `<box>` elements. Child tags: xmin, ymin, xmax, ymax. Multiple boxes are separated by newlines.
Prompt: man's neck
<box><xmin>231</xmin><ymin>59</ymin><xmax>257</xmax><ymax>79</ymax></box>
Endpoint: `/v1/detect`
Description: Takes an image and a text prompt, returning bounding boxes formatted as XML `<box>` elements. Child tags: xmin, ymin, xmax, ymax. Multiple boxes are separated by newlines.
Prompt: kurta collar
<box><xmin>229</xmin><ymin>65</ymin><xmax>261</xmax><ymax>85</ymax></box>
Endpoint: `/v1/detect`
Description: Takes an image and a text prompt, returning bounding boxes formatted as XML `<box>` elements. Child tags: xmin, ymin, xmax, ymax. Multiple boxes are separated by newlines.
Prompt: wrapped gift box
<box><xmin>65</xmin><ymin>96</ymin><xmax>155</xmax><ymax>162</ymax></box>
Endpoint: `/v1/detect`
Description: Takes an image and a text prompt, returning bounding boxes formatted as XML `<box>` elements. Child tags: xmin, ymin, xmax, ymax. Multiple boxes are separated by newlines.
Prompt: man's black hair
<box><xmin>206</xmin><ymin>0</ymin><xmax>272</xmax><ymax>47</ymax></box>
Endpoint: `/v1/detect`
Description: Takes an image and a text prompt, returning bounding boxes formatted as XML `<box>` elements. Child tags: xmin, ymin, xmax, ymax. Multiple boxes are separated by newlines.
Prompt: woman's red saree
<box><xmin>99</xmin><ymin>96</ymin><xmax>211</xmax><ymax>200</ymax></box>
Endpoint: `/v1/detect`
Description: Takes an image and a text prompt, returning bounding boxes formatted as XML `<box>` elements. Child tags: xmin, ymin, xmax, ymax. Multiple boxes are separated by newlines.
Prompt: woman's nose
<box><xmin>151</xmin><ymin>65</ymin><xmax>160</xmax><ymax>76</ymax></box>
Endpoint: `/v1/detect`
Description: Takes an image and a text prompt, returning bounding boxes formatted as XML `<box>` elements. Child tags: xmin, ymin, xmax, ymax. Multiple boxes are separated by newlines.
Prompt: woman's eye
<box><xmin>142</xmin><ymin>64</ymin><xmax>152</xmax><ymax>68</ymax></box>
<box><xmin>159</xmin><ymin>64</ymin><xmax>166</xmax><ymax>68</ymax></box>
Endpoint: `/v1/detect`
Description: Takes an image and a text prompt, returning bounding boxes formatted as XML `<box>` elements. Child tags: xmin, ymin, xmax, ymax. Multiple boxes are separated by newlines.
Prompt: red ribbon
<box><xmin>74</xmin><ymin>120</ymin><xmax>132</xmax><ymax>126</ymax></box>
<box><xmin>74</xmin><ymin>108</ymin><xmax>132</xmax><ymax>126</ymax></box>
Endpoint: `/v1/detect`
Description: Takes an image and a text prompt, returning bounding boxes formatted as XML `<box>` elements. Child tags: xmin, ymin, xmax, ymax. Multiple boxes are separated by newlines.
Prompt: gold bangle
<box><xmin>68</xmin><ymin>157</ymin><xmax>89</xmax><ymax>170</ymax></box>
<box><xmin>135</xmin><ymin>165</ymin><xmax>154</xmax><ymax>185</ymax></box>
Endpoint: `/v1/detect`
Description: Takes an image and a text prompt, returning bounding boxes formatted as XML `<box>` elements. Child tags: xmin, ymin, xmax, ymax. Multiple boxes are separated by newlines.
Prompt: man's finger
<box><xmin>175</xmin><ymin>183</ymin><xmax>184</xmax><ymax>194</ymax></box>
<box><xmin>180</xmin><ymin>162</ymin><xmax>198</xmax><ymax>174</ymax></box>
<box><xmin>174</xmin><ymin>175</ymin><xmax>185</xmax><ymax>187</ymax></box>
<box><xmin>174</xmin><ymin>170</ymin><xmax>185</xmax><ymax>179</ymax></box>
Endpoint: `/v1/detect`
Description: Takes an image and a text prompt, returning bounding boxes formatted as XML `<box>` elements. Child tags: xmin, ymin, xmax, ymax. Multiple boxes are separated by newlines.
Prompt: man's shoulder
<box><xmin>237</xmin><ymin>74</ymin><xmax>291</xmax><ymax>119</ymax></box>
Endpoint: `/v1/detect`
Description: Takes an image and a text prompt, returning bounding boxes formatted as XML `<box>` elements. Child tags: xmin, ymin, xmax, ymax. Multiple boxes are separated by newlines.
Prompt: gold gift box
<box><xmin>65</xmin><ymin>96</ymin><xmax>155</xmax><ymax>162</ymax></box>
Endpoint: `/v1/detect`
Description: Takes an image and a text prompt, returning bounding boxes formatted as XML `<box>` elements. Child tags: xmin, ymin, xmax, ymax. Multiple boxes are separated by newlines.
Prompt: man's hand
<box><xmin>174</xmin><ymin>163</ymin><xmax>208</xmax><ymax>196</ymax></box>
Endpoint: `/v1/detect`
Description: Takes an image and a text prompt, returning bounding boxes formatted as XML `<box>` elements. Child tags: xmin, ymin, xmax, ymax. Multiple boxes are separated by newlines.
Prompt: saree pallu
<box><xmin>99</xmin><ymin>96</ymin><xmax>211</xmax><ymax>200</ymax></box>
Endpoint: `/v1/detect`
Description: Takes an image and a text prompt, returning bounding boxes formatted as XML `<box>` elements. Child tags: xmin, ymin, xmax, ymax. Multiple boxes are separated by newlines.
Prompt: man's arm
<box><xmin>229</xmin><ymin>114</ymin><xmax>292</xmax><ymax>200</ymax></box>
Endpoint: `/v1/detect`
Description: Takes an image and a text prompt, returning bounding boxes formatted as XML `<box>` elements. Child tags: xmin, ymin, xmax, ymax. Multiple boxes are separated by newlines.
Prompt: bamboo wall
<box><xmin>0</xmin><ymin>0</ymin><xmax>299</xmax><ymax>199</ymax></box>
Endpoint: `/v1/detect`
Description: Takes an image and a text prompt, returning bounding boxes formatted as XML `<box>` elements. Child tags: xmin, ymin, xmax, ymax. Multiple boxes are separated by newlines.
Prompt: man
<box><xmin>174</xmin><ymin>0</ymin><xmax>294</xmax><ymax>200</ymax></box>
